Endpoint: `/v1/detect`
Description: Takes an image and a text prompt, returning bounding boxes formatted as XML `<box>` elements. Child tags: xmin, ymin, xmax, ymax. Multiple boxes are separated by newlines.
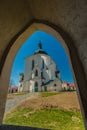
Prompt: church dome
<box><xmin>34</xmin><ymin>42</ymin><xmax>48</xmax><ymax>55</ymax></box>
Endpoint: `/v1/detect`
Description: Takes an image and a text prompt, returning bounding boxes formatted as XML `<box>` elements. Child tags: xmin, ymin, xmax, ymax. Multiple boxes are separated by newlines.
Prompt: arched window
<box><xmin>32</xmin><ymin>60</ymin><xmax>34</xmax><ymax>70</ymax></box>
<box><xmin>35</xmin><ymin>70</ymin><xmax>38</xmax><ymax>76</ymax></box>
<box><xmin>54</xmin><ymin>84</ymin><xmax>57</xmax><ymax>86</ymax></box>
<box><xmin>41</xmin><ymin>72</ymin><xmax>43</xmax><ymax>78</ymax></box>
<box><xmin>42</xmin><ymin>59</ymin><xmax>44</xmax><ymax>69</ymax></box>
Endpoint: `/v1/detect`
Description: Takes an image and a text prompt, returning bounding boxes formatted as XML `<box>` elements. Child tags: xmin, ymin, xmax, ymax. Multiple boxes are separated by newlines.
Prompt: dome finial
<box><xmin>38</xmin><ymin>41</ymin><xmax>42</xmax><ymax>49</ymax></box>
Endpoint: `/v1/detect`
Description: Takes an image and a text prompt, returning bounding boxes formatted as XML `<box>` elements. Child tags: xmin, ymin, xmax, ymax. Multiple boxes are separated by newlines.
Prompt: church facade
<box><xmin>18</xmin><ymin>42</ymin><xmax>62</xmax><ymax>92</ymax></box>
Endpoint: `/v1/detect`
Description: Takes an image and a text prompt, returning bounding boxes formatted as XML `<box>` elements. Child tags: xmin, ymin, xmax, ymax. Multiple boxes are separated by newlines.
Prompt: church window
<box><xmin>42</xmin><ymin>59</ymin><xmax>44</xmax><ymax>69</ymax></box>
<box><xmin>54</xmin><ymin>84</ymin><xmax>57</xmax><ymax>86</ymax></box>
<box><xmin>35</xmin><ymin>70</ymin><xmax>38</xmax><ymax>76</ymax></box>
<box><xmin>32</xmin><ymin>60</ymin><xmax>34</xmax><ymax>70</ymax></box>
<box><xmin>46</xmin><ymin>67</ymin><xmax>48</xmax><ymax>70</ymax></box>
<box><xmin>55</xmin><ymin>72</ymin><xmax>57</xmax><ymax>78</ymax></box>
<box><xmin>20</xmin><ymin>84</ymin><xmax>22</xmax><ymax>87</ymax></box>
<box><xmin>41</xmin><ymin>72</ymin><xmax>43</xmax><ymax>78</ymax></box>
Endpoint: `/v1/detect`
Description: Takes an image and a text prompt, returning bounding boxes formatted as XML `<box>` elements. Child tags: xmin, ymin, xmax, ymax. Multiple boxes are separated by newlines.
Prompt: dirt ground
<box><xmin>16</xmin><ymin>92</ymin><xmax>80</xmax><ymax>111</ymax></box>
<box><xmin>7</xmin><ymin>92</ymin><xmax>28</xmax><ymax>100</ymax></box>
<box><xmin>7</xmin><ymin>94</ymin><xmax>20</xmax><ymax>100</ymax></box>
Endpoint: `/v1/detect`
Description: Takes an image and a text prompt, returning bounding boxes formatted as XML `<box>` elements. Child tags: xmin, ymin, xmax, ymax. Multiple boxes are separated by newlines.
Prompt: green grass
<box><xmin>40</xmin><ymin>92</ymin><xmax>61</xmax><ymax>97</ymax></box>
<box><xmin>3</xmin><ymin>108</ymin><xmax>85</xmax><ymax>130</ymax></box>
<box><xmin>15</xmin><ymin>92</ymin><xmax>29</xmax><ymax>95</ymax></box>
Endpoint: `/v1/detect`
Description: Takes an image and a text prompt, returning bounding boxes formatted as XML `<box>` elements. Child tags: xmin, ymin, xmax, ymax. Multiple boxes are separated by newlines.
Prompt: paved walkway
<box><xmin>5</xmin><ymin>92</ymin><xmax>35</xmax><ymax>113</ymax></box>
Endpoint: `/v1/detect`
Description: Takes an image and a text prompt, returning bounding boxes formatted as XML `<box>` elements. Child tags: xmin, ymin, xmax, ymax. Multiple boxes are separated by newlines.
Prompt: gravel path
<box><xmin>5</xmin><ymin>92</ymin><xmax>35</xmax><ymax>113</ymax></box>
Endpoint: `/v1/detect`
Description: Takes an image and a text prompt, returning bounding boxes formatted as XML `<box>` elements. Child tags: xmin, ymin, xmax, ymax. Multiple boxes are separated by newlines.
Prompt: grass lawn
<box><xmin>40</xmin><ymin>92</ymin><xmax>61</xmax><ymax>97</ymax></box>
<box><xmin>3</xmin><ymin>108</ymin><xmax>85</xmax><ymax>130</ymax></box>
<box><xmin>15</xmin><ymin>92</ymin><xmax>29</xmax><ymax>95</ymax></box>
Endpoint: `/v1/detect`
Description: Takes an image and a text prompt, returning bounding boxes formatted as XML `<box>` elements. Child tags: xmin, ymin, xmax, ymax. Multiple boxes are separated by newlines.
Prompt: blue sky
<box><xmin>10</xmin><ymin>30</ymin><xmax>74</xmax><ymax>86</ymax></box>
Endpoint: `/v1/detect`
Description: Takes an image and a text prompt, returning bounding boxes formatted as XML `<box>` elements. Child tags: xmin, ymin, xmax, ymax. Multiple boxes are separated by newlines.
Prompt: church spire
<box><xmin>38</xmin><ymin>41</ymin><xmax>42</xmax><ymax>49</ymax></box>
<box><xmin>34</xmin><ymin>41</ymin><xmax>48</xmax><ymax>55</ymax></box>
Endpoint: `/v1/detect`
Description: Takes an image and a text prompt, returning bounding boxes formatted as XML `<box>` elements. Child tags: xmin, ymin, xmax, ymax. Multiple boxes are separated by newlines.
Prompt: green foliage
<box><xmin>3</xmin><ymin>109</ymin><xmax>85</xmax><ymax>130</ymax></box>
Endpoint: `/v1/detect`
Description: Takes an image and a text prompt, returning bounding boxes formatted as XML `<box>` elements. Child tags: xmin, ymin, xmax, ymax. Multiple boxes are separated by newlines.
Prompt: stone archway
<box><xmin>0</xmin><ymin>22</ymin><xmax>86</xmax><ymax>128</ymax></box>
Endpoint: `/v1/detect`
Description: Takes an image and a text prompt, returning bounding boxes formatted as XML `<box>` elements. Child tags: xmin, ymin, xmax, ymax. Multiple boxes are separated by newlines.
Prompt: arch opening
<box><xmin>0</xmin><ymin>22</ymin><xmax>86</xmax><ymax>129</ymax></box>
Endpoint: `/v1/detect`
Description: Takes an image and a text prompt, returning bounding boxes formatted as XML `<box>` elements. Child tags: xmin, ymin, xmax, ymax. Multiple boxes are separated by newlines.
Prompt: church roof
<box><xmin>34</xmin><ymin>49</ymin><xmax>48</xmax><ymax>55</ymax></box>
<box><xmin>34</xmin><ymin>41</ymin><xmax>48</xmax><ymax>55</ymax></box>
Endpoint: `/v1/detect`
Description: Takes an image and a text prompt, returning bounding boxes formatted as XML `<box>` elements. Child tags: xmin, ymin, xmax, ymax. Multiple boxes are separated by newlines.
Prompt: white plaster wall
<box><xmin>50</xmin><ymin>79</ymin><xmax>63</xmax><ymax>92</ymax></box>
<box><xmin>49</xmin><ymin>63</ymin><xmax>56</xmax><ymax>80</ymax></box>
<box><xmin>38</xmin><ymin>55</ymin><xmax>43</xmax><ymax>69</ymax></box>
<box><xmin>24</xmin><ymin>53</ymin><xmax>57</xmax><ymax>85</ymax></box>
<box><xmin>43</xmin><ymin>70</ymin><xmax>49</xmax><ymax>83</ymax></box>
<box><xmin>41</xmin><ymin>55</ymin><xmax>51</xmax><ymax>66</ymax></box>
<box><xmin>24</xmin><ymin>58</ymin><xmax>32</xmax><ymax>81</ymax></box>
<box><xmin>46</xmin><ymin>79</ymin><xmax>62</xmax><ymax>92</ymax></box>
<box><xmin>23</xmin><ymin>81</ymin><xmax>30</xmax><ymax>91</ymax></box>
<box><xmin>62</xmin><ymin>83</ymin><xmax>69</xmax><ymax>91</ymax></box>
<box><xmin>56</xmin><ymin>80</ymin><xmax>62</xmax><ymax>91</ymax></box>
<box><xmin>30</xmin><ymin>80</ymin><xmax>35</xmax><ymax>92</ymax></box>
<box><xmin>18</xmin><ymin>82</ymin><xmax>24</xmax><ymax>92</ymax></box>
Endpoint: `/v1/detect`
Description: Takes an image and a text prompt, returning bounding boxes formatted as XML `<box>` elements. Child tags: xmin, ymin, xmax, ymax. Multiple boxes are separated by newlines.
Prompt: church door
<box><xmin>44</xmin><ymin>86</ymin><xmax>47</xmax><ymax>91</ymax></box>
<box><xmin>34</xmin><ymin>82</ymin><xmax>38</xmax><ymax>92</ymax></box>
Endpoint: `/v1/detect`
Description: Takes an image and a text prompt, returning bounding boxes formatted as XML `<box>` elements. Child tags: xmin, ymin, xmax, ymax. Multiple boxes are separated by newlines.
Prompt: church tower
<box><xmin>19</xmin><ymin>42</ymin><xmax>62</xmax><ymax>92</ymax></box>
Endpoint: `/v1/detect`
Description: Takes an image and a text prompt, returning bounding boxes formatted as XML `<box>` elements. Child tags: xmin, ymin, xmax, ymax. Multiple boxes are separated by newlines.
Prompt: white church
<box><xmin>18</xmin><ymin>42</ymin><xmax>62</xmax><ymax>92</ymax></box>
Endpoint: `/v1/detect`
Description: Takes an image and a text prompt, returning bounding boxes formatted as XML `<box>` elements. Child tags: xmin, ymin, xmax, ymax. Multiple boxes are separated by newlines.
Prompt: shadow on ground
<box><xmin>0</xmin><ymin>125</ymin><xmax>49</xmax><ymax>130</ymax></box>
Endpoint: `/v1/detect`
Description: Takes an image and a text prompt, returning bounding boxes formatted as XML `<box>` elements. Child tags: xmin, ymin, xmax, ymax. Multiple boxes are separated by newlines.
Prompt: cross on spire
<box><xmin>38</xmin><ymin>41</ymin><xmax>42</xmax><ymax>49</ymax></box>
